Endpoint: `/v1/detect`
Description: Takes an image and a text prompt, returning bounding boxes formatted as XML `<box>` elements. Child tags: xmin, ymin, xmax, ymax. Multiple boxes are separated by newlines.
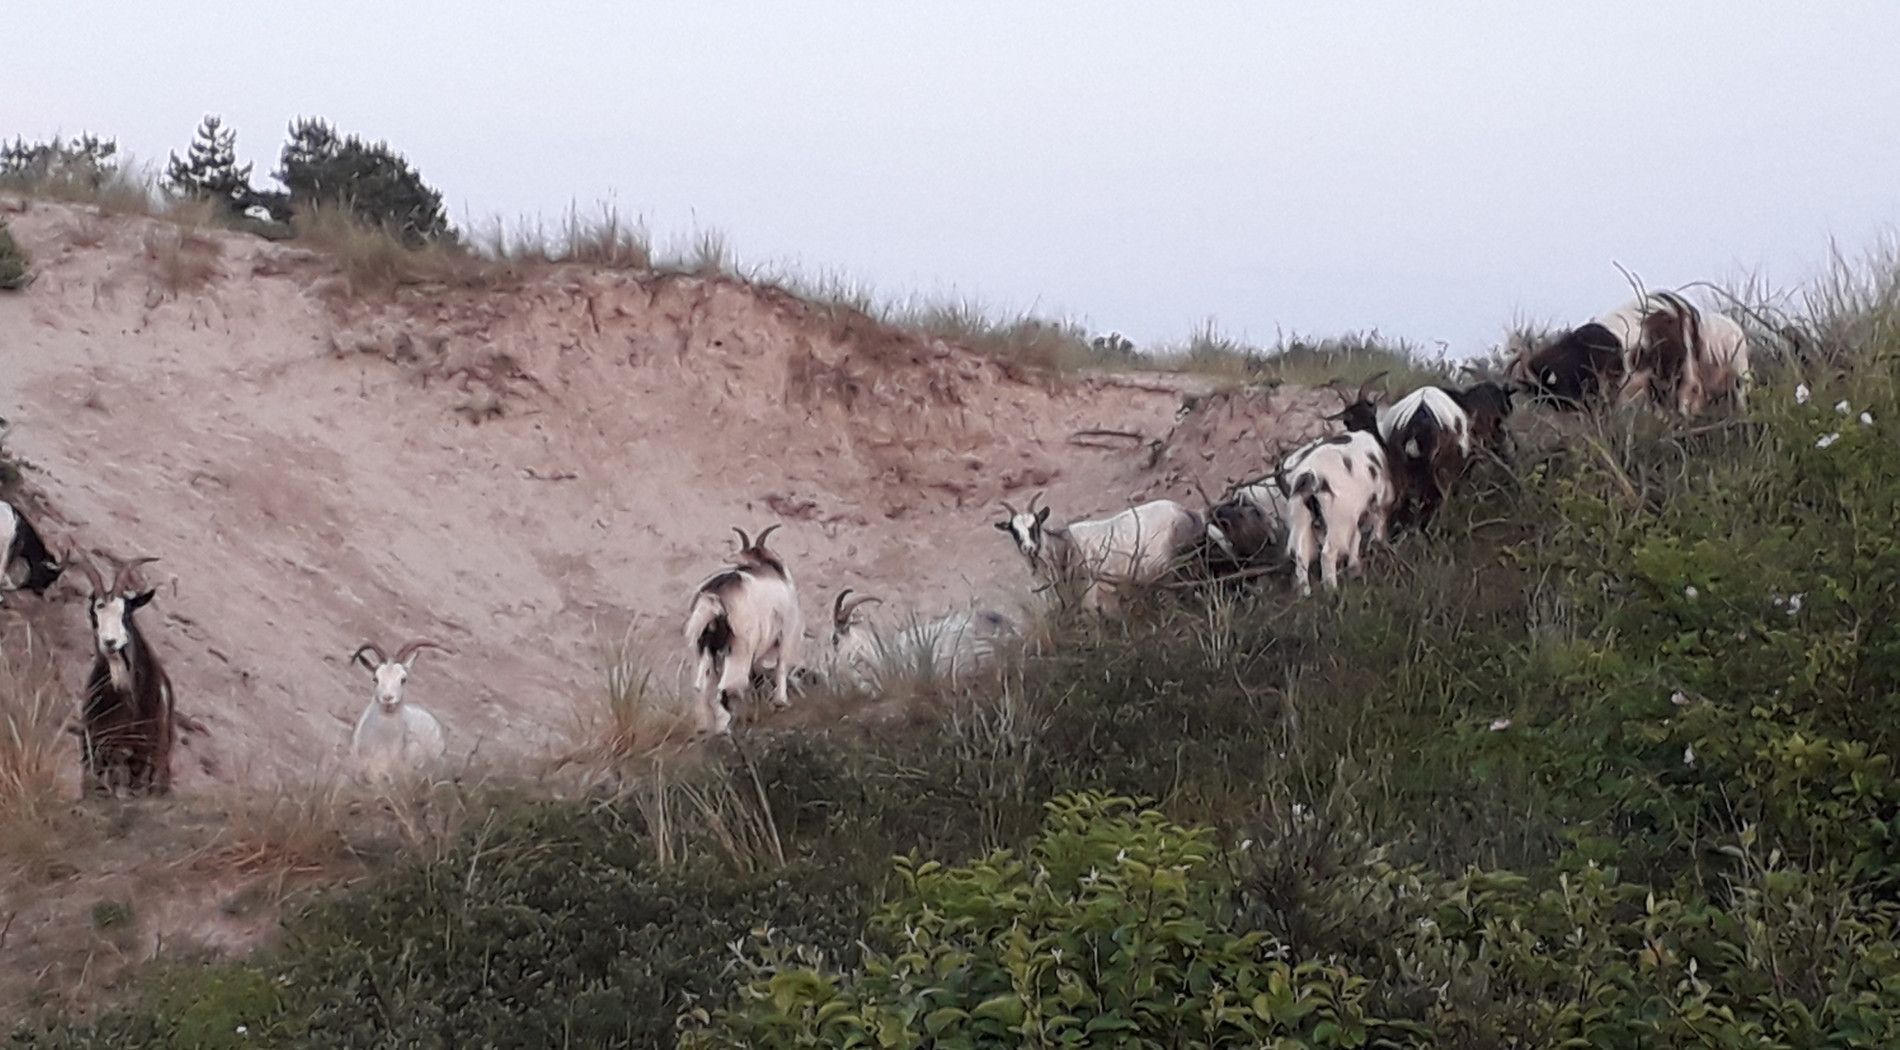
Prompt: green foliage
<box><xmin>163</xmin><ymin>115</ymin><xmax>255</xmax><ymax>215</ymax></box>
<box><xmin>0</xmin><ymin>134</ymin><xmax>119</xmax><ymax>191</ymax></box>
<box><xmin>0</xmin><ymin>221</ymin><xmax>29</xmax><ymax>290</ymax></box>
<box><xmin>275</xmin><ymin>118</ymin><xmax>450</xmax><ymax>244</ymax></box>
<box><xmin>689</xmin><ymin>792</ymin><xmax>1417</xmax><ymax>1049</ymax></box>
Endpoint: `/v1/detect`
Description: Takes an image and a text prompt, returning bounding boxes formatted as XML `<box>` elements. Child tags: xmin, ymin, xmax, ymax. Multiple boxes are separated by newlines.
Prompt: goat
<box><xmin>0</xmin><ymin>499</ymin><xmax>63</xmax><ymax>605</ymax></box>
<box><xmin>994</xmin><ymin>493</ymin><xmax>1204</xmax><ymax>613</ymax></box>
<box><xmin>1448</xmin><ymin>380</ymin><xmax>1517</xmax><ymax>457</ymax></box>
<box><xmin>1204</xmin><ymin>478</ymin><xmax>1291</xmax><ymax>575</ymax></box>
<box><xmin>1618</xmin><ymin>291</ymin><xmax>1750</xmax><ymax>413</ymax></box>
<box><xmin>348</xmin><ymin>640</ymin><xmax>451</xmax><ymax>781</ymax></box>
<box><xmin>1367</xmin><ymin>384</ymin><xmax>1471</xmax><ymax>533</ymax></box>
<box><xmin>1508</xmin><ymin>322</ymin><xmax>1626</xmax><ymax>410</ymax></box>
<box><xmin>684</xmin><ymin>524</ymin><xmax>802</xmax><ymax>734</ymax></box>
<box><xmin>829</xmin><ymin>589</ymin><xmax>1016</xmax><ymax>689</ymax></box>
<box><xmin>74</xmin><ymin>557</ymin><xmax>175</xmax><ymax>797</ymax></box>
<box><xmin>1276</xmin><ymin>375</ymin><xmax>1396</xmax><ymax>596</ymax></box>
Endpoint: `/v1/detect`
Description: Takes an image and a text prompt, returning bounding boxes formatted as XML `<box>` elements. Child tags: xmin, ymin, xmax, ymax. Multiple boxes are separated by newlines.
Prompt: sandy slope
<box><xmin>0</xmin><ymin>199</ymin><xmax>1337</xmax><ymax>790</ymax></box>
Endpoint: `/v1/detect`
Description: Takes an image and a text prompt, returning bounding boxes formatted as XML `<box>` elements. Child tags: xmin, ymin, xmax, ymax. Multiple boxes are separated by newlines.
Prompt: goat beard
<box><xmin>106</xmin><ymin>653</ymin><xmax>132</xmax><ymax>693</ymax></box>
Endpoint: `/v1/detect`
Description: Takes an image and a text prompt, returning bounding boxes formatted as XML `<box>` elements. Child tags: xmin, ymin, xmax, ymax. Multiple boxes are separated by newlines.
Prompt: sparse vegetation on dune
<box><xmin>15</xmin><ymin>250</ymin><xmax>1900</xmax><ymax>1046</ymax></box>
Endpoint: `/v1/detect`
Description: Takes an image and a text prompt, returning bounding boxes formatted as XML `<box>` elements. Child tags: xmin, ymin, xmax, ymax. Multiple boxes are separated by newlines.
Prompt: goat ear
<box><xmin>993</xmin><ymin>520</ymin><xmax>1013</xmax><ymax>533</ymax></box>
<box><xmin>125</xmin><ymin>589</ymin><xmax>156</xmax><ymax>610</ymax></box>
<box><xmin>1034</xmin><ymin>507</ymin><xmax>1051</xmax><ymax>526</ymax></box>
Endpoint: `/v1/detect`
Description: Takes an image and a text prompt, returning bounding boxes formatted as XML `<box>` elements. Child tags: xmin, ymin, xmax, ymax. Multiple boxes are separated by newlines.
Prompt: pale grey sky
<box><xmin>13</xmin><ymin>2</ymin><xmax>1899</xmax><ymax>354</ymax></box>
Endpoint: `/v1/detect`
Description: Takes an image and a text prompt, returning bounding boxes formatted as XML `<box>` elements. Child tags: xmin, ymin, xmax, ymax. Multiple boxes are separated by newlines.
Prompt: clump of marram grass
<box><xmin>140</xmin><ymin>223</ymin><xmax>222</xmax><ymax>297</ymax></box>
<box><xmin>291</xmin><ymin>203</ymin><xmax>504</xmax><ymax>297</ymax></box>
<box><xmin>0</xmin><ymin>220</ymin><xmax>32</xmax><ymax>289</ymax></box>
<box><xmin>554</xmin><ymin>631</ymin><xmax>698</xmax><ymax>779</ymax></box>
<box><xmin>0</xmin><ymin>626</ymin><xmax>71</xmax><ymax>847</ymax></box>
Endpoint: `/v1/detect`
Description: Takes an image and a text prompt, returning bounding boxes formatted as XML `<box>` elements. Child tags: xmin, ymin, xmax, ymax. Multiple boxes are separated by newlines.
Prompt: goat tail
<box><xmin>685</xmin><ymin>591</ymin><xmax>733</xmax><ymax>658</ymax></box>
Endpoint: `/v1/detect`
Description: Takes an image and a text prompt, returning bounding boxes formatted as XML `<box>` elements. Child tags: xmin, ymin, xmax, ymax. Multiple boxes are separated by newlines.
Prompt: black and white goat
<box><xmin>0</xmin><ymin>499</ymin><xmax>63</xmax><ymax>605</ymax></box>
<box><xmin>349</xmin><ymin>639</ymin><xmax>451</xmax><ymax>781</ymax></box>
<box><xmin>74</xmin><ymin>557</ymin><xmax>176</xmax><ymax>797</ymax></box>
<box><xmin>1329</xmin><ymin>374</ymin><xmax>1515</xmax><ymax>534</ymax></box>
<box><xmin>1276</xmin><ymin>376</ymin><xmax>1398</xmax><ymax>595</ymax></box>
<box><xmin>1507</xmin><ymin>322</ymin><xmax>1626</xmax><ymax>410</ymax></box>
<box><xmin>829</xmin><ymin>589</ymin><xmax>1016</xmax><ymax>689</ymax></box>
<box><xmin>684</xmin><ymin>525</ymin><xmax>802</xmax><ymax>734</ymax></box>
<box><xmin>994</xmin><ymin>493</ymin><xmax>1204</xmax><ymax>613</ymax></box>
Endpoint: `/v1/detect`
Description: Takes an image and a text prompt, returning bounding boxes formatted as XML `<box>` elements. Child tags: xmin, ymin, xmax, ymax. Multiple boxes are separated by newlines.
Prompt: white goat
<box><xmin>349</xmin><ymin>639</ymin><xmax>450</xmax><ymax>781</ymax></box>
<box><xmin>829</xmin><ymin>589</ymin><xmax>1016</xmax><ymax>689</ymax></box>
<box><xmin>994</xmin><ymin>493</ymin><xmax>1203</xmax><ymax>613</ymax></box>
<box><xmin>1276</xmin><ymin>431</ymin><xmax>1396</xmax><ymax>596</ymax></box>
<box><xmin>684</xmin><ymin>525</ymin><xmax>803</xmax><ymax>734</ymax></box>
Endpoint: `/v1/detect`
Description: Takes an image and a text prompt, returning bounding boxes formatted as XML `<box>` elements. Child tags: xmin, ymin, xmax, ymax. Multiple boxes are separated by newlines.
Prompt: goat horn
<box><xmin>999</xmin><ymin>498</ymin><xmax>1021</xmax><ymax>517</ymax></box>
<box><xmin>74</xmin><ymin>555</ymin><xmax>106</xmax><ymax>597</ymax></box>
<box><xmin>754</xmin><ymin>523</ymin><xmax>781</xmax><ymax>550</ymax></box>
<box><xmin>351</xmin><ymin>643</ymin><xmax>388</xmax><ymax>670</ymax></box>
<box><xmin>111</xmin><ymin>556</ymin><xmax>160</xmax><ymax>595</ymax></box>
<box><xmin>394</xmin><ymin>639</ymin><xmax>454</xmax><ymax>664</ymax></box>
<box><xmin>1028</xmin><ymin>490</ymin><xmax>1046</xmax><ymax>514</ymax></box>
<box><xmin>832</xmin><ymin>588</ymin><xmax>854</xmax><ymax>624</ymax></box>
<box><xmin>841</xmin><ymin>593</ymin><xmax>882</xmax><ymax>620</ymax></box>
<box><xmin>731</xmin><ymin>527</ymin><xmax>751</xmax><ymax>551</ymax></box>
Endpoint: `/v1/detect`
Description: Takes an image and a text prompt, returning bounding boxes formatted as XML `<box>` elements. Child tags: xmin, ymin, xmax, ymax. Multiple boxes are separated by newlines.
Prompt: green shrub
<box><xmin>275</xmin><ymin>118</ymin><xmax>450</xmax><ymax>244</ymax></box>
<box><xmin>688</xmin><ymin>792</ymin><xmax>1423</xmax><ymax>1048</ymax></box>
<box><xmin>0</xmin><ymin>221</ymin><xmax>29</xmax><ymax>290</ymax></box>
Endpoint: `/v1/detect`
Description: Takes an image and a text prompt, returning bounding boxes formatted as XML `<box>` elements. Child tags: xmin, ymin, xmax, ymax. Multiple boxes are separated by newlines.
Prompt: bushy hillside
<box><xmin>12</xmin><ymin>250</ymin><xmax>1898</xmax><ymax>1048</ymax></box>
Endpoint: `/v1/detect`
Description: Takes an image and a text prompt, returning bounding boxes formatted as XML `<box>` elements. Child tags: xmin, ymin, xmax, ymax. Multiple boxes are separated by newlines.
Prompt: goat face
<box><xmin>994</xmin><ymin>506</ymin><xmax>1052</xmax><ymax>561</ymax></box>
<box><xmin>1455</xmin><ymin>381</ymin><xmax>1516</xmax><ymax>452</ymax></box>
<box><xmin>353</xmin><ymin>641</ymin><xmax>449</xmax><ymax>711</ymax></box>
<box><xmin>371</xmin><ymin>663</ymin><xmax>410</xmax><ymax>710</ymax></box>
<box><xmin>89</xmin><ymin>589</ymin><xmax>154</xmax><ymax>659</ymax></box>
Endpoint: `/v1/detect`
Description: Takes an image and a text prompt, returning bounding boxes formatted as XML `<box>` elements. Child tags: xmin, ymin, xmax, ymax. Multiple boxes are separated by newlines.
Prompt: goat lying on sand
<box><xmin>829</xmin><ymin>589</ymin><xmax>1015</xmax><ymax>689</ymax></box>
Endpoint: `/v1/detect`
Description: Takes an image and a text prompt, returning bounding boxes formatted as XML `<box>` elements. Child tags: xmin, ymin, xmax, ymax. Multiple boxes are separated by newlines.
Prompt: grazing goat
<box><xmin>0</xmin><ymin>500</ymin><xmax>63</xmax><ymax>604</ymax></box>
<box><xmin>75</xmin><ymin>557</ymin><xmax>175</xmax><ymax>797</ymax></box>
<box><xmin>1509</xmin><ymin>322</ymin><xmax>1626</xmax><ymax>410</ymax></box>
<box><xmin>684</xmin><ymin>525</ymin><xmax>802</xmax><ymax>734</ymax></box>
<box><xmin>1276</xmin><ymin>376</ymin><xmax>1397</xmax><ymax>595</ymax></box>
<box><xmin>1204</xmin><ymin>479</ymin><xmax>1291</xmax><ymax>575</ymax></box>
<box><xmin>1519</xmin><ymin>292</ymin><xmax>1750</xmax><ymax>415</ymax></box>
<box><xmin>1368</xmin><ymin>383</ymin><xmax>1471</xmax><ymax>533</ymax></box>
<box><xmin>1448</xmin><ymin>380</ymin><xmax>1517</xmax><ymax>457</ymax></box>
<box><xmin>829</xmin><ymin>589</ymin><xmax>1016</xmax><ymax>689</ymax></box>
<box><xmin>994</xmin><ymin>493</ymin><xmax>1203</xmax><ymax>613</ymax></box>
<box><xmin>349</xmin><ymin>640</ymin><xmax>451</xmax><ymax>780</ymax></box>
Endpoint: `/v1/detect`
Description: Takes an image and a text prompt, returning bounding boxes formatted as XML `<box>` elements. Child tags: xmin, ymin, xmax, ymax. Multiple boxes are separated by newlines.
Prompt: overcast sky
<box><xmin>13</xmin><ymin>2</ymin><xmax>1899</xmax><ymax>354</ymax></box>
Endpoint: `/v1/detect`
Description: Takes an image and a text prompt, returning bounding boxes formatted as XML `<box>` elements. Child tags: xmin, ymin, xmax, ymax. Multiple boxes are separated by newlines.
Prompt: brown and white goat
<box><xmin>75</xmin><ymin>557</ymin><xmax>176</xmax><ymax>797</ymax></box>
<box><xmin>684</xmin><ymin>525</ymin><xmax>802</xmax><ymax>734</ymax></box>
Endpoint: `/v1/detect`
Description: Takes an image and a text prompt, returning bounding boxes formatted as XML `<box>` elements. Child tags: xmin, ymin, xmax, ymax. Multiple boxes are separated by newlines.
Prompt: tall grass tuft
<box><xmin>0</xmin><ymin>625</ymin><xmax>70</xmax><ymax>854</ymax></box>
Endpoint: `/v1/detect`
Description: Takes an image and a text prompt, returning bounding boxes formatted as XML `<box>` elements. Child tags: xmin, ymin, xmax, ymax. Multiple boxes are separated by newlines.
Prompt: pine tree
<box><xmin>164</xmin><ymin>116</ymin><xmax>254</xmax><ymax>214</ymax></box>
<box><xmin>275</xmin><ymin>117</ymin><xmax>450</xmax><ymax>244</ymax></box>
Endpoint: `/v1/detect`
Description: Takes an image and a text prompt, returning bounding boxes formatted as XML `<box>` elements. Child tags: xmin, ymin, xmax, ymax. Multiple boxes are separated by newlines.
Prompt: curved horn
<box><xmin>731</xmin><ymin>527</ymin><xmax>751</xmax><ymax>551</ymax></box>
<box><xmin>351</xmin><ymin>643</ymin><xmax>388</xmax><ymax>671</ymax></box>
<box><xmin>832</xmin><ymin>588</ymin><xmax>854</xmax><ymax>624</ymax></box>
<box><xmin>753</xmin><ymin>523</ymin><xmax>781</xmax><ymax>550</ymax></box>
<box><xmin>112</xmin><ymin>556</ymin><xmax>160</xmax><ymax>594</ymax></box>
<box><xmin>999</xmin><ymin>498</ymin><xmax>1021</xmax><ymax>517</ymax></box>
<box><xmin>1028</xmin><ymin>490</ymin><xmax>1046</xmax><ymax>514</ymax></box>
<box><xmin>1354</xmin><ymin>370</ymin><xmax>1390</xmax><ymax>406</ymax></box>
<box><xmin>394</xmin><ymin>639</ymin><xmax>454</xmax><ymax>665</ymax></box>
<box><xmin>841</xmin><ymin>593</ymin><xmax>882</xmax><ymax>622</ymax></box>
<box><xmin>74</xmin><ymin>555</ymin><xmax>106</xmax><ymax>597</ymax></box>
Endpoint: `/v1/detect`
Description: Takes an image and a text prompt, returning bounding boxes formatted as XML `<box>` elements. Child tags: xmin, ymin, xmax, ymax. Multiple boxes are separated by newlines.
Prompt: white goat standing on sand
<box><xmin>829</xmin><ymin>589</ymin><xmax>1017</xmax><ymax>689</ymax></box>
<box><xmin>349</xmin><ymin>639</ymin><xmax>451</xmax><ymax>780</ymax></box>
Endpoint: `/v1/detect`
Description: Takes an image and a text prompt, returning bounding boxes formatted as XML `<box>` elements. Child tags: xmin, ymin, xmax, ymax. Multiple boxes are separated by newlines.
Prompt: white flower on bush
<box><xmin>1683</xmin><ymin>744</ymin><xmax>1697</xmax><ymax>768</ymax></box>
<box><xmin>1290</xmin><ymin>803</ymin><xmax>1312</xmax><ymax>824</ymax></box>
<box><xmin>1786</xmin><ymin>593</ymin><xmax>1804</xmax><ymax>615</ymax></box>
<box><xmin>1684</xmin><ymin>585</ymin><xmax>1699</xmax><ymax>599</ymax></box>
<box><xmin>1795</xmin><ymin>383</ymin><xmax>1811</xmax><ymax>405</ymax></box>
<box><xmin>1861</xmin><ymin>411</ymin><xmax>1874</xmax><ymax>427</ymax></box>
<box><xmin>1489</xmin><ymin>717</ymin><xmax>1512</xmax><ymax>731</ymax></box>
<box><xmin>1816</xmin><ymin>432</ymin><xmax>1841</xmax><ymax>449</ymax></box>
<box><xmin>1671</xmin><ymin>690</ymin><xmax>1690</xmax><ymax>707</ymax></box>
<box><xmin>1836</xmin><ymin>399</ymin><xmax>1851</xmax><ymax>414</ymax></box>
